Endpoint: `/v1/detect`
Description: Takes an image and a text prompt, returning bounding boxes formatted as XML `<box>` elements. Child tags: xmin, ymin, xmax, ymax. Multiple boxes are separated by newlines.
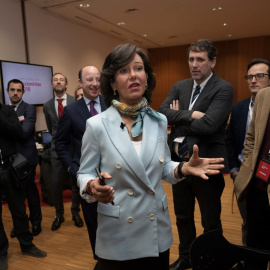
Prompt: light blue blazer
<box><xmin>77</xmin><ymin>105</ymin><xmax>179</xmax><ymax>261</ymax></box>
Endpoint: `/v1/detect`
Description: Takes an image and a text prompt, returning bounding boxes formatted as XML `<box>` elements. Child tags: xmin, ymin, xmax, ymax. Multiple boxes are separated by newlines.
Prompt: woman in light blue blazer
<box><xmin>77</xmin><ymin>44</ymin><xmax>224</xmax><ymax>270</ymax></box>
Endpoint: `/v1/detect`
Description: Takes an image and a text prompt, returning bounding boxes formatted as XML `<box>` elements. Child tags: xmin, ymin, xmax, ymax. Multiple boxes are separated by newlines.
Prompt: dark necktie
<box><xmin>177</xmin><ymin>85</ymin><xmax>201</xmax><ymax>159</ymax></box>
<box><xmin>178</xmin><ymin>137</ymin><xmax>188</xmax><ymax>159</ymax></box>
<box><xmin>57</xmin><ymin>99</ymin><xmax>64</xmax><ymax>119</ymax></box>
<box><xmin>192</xmin><ymin>85</ymin><xmax>201</xmax><ymax>102</ymax></box>
<box><xmin>90</xmin><ymin>101</ymin><xmax>98</xmax><ymax>116</ymax></box>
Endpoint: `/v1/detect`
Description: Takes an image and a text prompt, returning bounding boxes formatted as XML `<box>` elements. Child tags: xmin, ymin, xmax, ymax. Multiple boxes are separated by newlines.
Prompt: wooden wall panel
<box><xmin>149</xmin><ymin>36</ymin><xmax>270</xmax><ymax>110</ymax></box>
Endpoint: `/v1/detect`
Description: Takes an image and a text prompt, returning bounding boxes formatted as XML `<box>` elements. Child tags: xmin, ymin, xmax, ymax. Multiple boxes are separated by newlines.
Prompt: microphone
<box><xmin>120</xmin><ymin>122</ymin><xmax>126</xmax><ymax>129</ymax></box>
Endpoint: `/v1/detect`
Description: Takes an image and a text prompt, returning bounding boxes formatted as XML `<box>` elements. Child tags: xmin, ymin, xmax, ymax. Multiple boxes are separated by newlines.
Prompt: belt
<box><xmin>0</xmin><ymin>161</ymin><xmax>9</xmax><ymax>170</ymax></box>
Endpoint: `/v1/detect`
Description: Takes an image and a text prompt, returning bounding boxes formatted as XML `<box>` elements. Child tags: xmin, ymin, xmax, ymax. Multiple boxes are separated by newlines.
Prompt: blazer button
<box><xmin>159</xmin><ymin>156</ymin><xmax>164</xmax><ymax>163</ymax></box>
<box><xmin>148</xmin><ymin>189</ymin><xmax>154</xmax><ymax>195</ymax></box>
<box><xmin>127</xmin><ymin>217</ymin><xmax>134</xmax><ymax>223</ymax></box>
<box><xmin>128</xmin><ymin>189</ymin><xmax>134</xmax><ymax>196</ymax></box>
<box><xmin>149</xmin><ymin>214</ymin><xmax>155</xmax><ymax>221</ymax></box>
<box><xmin>115</xmin><ymin>162</ymin><xmax>121</xmax><ymax>169</ymax></box>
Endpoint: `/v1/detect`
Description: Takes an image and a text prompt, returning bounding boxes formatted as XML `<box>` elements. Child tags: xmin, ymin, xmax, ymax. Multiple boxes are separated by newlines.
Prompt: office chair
<box><xmin>190</xmin><ymin>230</ymin><xmax>270</xmax><ymax>270</ymax></box>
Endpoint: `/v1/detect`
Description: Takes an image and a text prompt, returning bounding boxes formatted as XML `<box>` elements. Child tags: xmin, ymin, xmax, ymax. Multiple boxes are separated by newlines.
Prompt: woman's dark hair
<box><xmin>100</xmin><ymin>43</ymin><xmax>156</xmax><ymax>107</ymax></box>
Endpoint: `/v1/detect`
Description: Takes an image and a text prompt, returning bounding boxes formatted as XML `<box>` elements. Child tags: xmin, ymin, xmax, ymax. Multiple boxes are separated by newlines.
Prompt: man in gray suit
<box><xmin>43</xmin><ymin>73</ymin><xmax>82</xmax><ymax>231</ymax></box>
<box><xmin>159</xmin><ymin>39</ymin><xmax>234</xmax><ymax>270</ymax></box>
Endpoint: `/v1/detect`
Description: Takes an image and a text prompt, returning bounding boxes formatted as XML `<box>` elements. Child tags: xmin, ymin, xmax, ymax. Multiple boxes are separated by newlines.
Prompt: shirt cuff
<box><xmin>79</xmin><ymin>176</ymin><xmax>96</xmax><ymax>203</ymax></box>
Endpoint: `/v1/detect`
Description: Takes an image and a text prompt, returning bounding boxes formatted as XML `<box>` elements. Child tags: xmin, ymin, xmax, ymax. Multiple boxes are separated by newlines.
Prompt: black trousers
<box><xmin>24</xmin><ymin>165</ymin><xmax>42</xmax><ymax>226</ymax></box>
<box><xmin>172</xmin><ymin>174</ymin><xmax>224</xmax><ymax>262</ymax></box>
<box><xmin>80</xmin><ymin>197</ymin><xmax>98</xmax><ymax>259</ymax></box>
<box><xmin>245</xmin><ymin>181</ymin><xmax>270</xmax><ymax>270</ymax></box>
<box><xmin>98</xmin><ymin>249</ymin><xmax>170</xmax><ymax>270</ymax></box>
<box><xmin>0</xmin><ymin>166</ymin><xmax>34</xmax><ymax>258</ymax></box>
<box><xmin>51</xmin><ymin>157</ymin><xmax>80</xmax><ymax>217</ymax></box>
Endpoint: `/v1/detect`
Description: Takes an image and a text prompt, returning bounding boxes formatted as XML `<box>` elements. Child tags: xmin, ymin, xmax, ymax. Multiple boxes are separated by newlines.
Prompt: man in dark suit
<box><xmin>6</xmin><ymin>79</ymin><xmax>42</xmax><ymax>237</ymax></box>
<box><xmin>43</xmin><ymin>73</ymin><xmax>82</xmax><ymax>231</ymax></box>
<box><xmin>0</xmin><ymin>102</ymin><xmax>46</xmax><ymax>270</ymax></box>
<box><xmin>55</xmin><ymin>66</ymin><xmax>107</xmax><ymax>269</ymax></box>
<box><xmin>227</xmin><ymin>59</ymin><xmax>270</xmax><ymax>270</ymax></box>
<box><xmin>159</xmin><ymin>39</ymin><xmax>234</xmax><ymax>270</ymax></box>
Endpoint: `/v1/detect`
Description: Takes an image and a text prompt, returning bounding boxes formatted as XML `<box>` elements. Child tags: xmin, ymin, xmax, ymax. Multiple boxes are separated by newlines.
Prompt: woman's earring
<box><xmin>145</xmin><ymin>85</ymin><xmax>148</xmax><ymax>91</ymax></box>
<box><xmin>113</xmin><ymin>89</ymin><xmax>116</xmax><ymax>96</ymax></box>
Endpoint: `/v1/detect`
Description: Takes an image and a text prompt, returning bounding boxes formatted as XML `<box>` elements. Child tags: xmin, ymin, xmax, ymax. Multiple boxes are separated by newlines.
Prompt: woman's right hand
<box><xmin>89</xmin><ymin>172</ymin><xmax>115</xmax><ymax>204</ymax></box>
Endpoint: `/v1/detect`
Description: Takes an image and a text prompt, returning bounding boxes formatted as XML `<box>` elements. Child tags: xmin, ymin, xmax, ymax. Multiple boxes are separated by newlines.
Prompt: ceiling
<box><xmin>26</xmin><ymin>0</ymin><xmax>270</xmax><ymax>49</ymax></box>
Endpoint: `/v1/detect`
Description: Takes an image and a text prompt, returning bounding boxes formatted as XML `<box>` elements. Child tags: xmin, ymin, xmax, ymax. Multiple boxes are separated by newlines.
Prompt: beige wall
<box><xmin>0</xmin><ymin>0</ymin><xmax>123</xmax><ymax>131</ymax></box>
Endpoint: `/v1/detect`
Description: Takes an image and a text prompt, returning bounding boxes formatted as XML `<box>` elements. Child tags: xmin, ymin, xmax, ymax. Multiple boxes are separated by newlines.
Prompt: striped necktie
<box><xmin>192</xmin><ymin>85</ymin><xmax>201</xmax><ymax>102</ymax></box>
<box><xmin>178</xmin><ymin>138</ymin><xmax>188</xmax><ymax>159</ymax></box>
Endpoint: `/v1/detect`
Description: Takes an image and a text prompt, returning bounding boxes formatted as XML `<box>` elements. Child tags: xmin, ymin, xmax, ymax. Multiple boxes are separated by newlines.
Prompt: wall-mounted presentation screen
<box><xmin>0</xmin><ymin>60</ymin><xmax>53</xmax><ymax>106</ymax></box>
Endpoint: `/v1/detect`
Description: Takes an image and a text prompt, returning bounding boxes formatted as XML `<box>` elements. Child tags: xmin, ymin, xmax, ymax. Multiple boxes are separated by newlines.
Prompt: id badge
<box><xmin>255</xmin><ymin>158</ymin><xmax>270</xmax><ymax>183</ymax></box>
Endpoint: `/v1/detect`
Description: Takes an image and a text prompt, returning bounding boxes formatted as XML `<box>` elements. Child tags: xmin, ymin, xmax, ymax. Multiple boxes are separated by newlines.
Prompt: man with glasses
<box><xmin>233</xmin><ymin>59</ymin><xmax>270</xmax><ymax>270</ymax></box>
<box><xmin>227</xmin><ymin>59</ymin><xmax>270</xmax><ymax>269</ymax></box>
<box><xmin>43</xmin><ymin>73</ymin><xmax>83</xmax><ymax>231</ymax></box>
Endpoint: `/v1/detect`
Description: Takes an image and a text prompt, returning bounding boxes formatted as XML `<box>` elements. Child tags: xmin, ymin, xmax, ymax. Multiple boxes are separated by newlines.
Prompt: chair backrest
<box><xmin>190</xmin><ymin>230</ymin><xmax>270</xmax><ymax>270</ymax></box>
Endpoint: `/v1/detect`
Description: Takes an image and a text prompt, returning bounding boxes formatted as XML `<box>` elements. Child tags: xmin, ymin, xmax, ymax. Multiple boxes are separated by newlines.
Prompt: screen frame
<box><xmin>0</xmin><ymin>60</ymin><xmax>54</xmax><ymax>106</ymax></box>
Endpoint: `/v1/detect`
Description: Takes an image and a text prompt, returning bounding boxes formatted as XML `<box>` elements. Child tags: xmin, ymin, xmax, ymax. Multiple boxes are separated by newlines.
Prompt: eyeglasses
<box><xmin>244</xmin><ymin>73</ymin><xmax>269</xmax><ymax>81</ymax></box>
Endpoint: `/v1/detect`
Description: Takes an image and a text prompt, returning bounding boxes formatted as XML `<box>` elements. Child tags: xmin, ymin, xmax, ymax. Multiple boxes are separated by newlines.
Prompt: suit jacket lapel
<box><xmin>257</xmin><ymin>91</ymin><xmax>270</xmax><ymax>145</ymax></box>
<box><xmin>77</xmin><ymin>98</ymin><xmax>90</xmax><ymax>122</ymax></box>
<box><xmin>239</xmin><ymin>98</ymin><xmax>250</xmax><ymax>142</ymax></box>
<box><xmin>140</xmin><ymin>114</ymin><xmax>158</xmax><ymax>170</ymax></box>
<box><xmin>50</xmin><ymin>98</ymin><xmax>58</xmax><ymax>119</ymax></box>
<box><xmin>193</xmin><ymin>72</ymin><xmax>217</xmax><ymax>107</ymax></box>
<box><xmin>102</xmin><ymin>106</ymin><xmax>153</xmax><ymax>189</ymax></box>
<box><xmin>181</xmin><ymin>79</ymin><xmax>193</xmax><ymax>110</ymax></box>
<box><xmin>16</xmin><ymin>100</ymin><xmax>25</xmax><ymax>116</ymax></box>
<box><xmin>66</xmin><ymin>94</ymin><xmax>74</xmax><ymax>105</ymax></box>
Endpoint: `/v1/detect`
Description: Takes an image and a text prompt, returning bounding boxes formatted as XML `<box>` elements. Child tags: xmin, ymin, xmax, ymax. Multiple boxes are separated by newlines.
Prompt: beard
<box><xmin>54</xmin><ymin>87</ymin><xmax>66</xmax><ymax>94</ymax></box>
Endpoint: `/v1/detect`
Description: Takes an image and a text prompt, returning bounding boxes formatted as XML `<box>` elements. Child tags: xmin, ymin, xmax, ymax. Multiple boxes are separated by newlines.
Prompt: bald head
<box><xmin>78</xmin><ymin>66</ymin><xmax>100</xmax><ymax>101</ymax></box>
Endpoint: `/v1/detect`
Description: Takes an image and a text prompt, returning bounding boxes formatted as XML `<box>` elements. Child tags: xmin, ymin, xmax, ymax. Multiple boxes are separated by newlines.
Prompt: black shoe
<box><xmin>72</xmin><ymin>215</ymin><xmax>83</xmax><ymax>228</ymax></box>
<box><xmin>10</xmin><ymin>228</ymin><xmax>16</xmax><ymax>238</ymax></box>
<box><xmin>22</xmin><ymin>246</ymin><xmax>47</xmax><ymax>257</ymax></box>
<box><xmin>94</xmin><ymin>261</ymin><xmax>99</xmax><ymax>270</ymax></box>
<box><xmin>32</xmin><ymin>224</ymin><xmax>42</xmax><ymax>236</ymax></box>
<box><xmin>169</xmin><ymin>258</ymin><xmax>191</xmax><ymax>270</ymax></box>
<box><xmin>0</xmin><ymin>256</ymin><xmax>8</xmax><ymax>270</ymax></box>
<box><xmin>51</xmin><ymin>216</ymin><xmax>64</xmax><ymax>231</ymax></box>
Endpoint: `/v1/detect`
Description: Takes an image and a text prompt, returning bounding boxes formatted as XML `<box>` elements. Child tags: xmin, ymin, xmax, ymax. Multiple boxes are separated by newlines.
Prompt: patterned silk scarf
<box><xmin>112</xmin><ymin>97</ymin><xmax>165</xmax><ymax>137</ymax></box>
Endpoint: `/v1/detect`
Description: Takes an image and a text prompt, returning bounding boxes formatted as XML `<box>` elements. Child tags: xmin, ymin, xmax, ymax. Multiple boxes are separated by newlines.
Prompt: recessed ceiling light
<box><xmin>80</xmin><ymin>4</ymin><xmax>90</xmax><ymax>8</ymax></box>
<box><xmin>223</xmin><ymin>23</ymin><xmax>228</xmax><ymax>26</ymax></box>
<box><xmin>117</xmin><ymin>22</ymin><xmax>126</xmax><ymax>26</ymax></box>
<box><xmin>226</xmin><ymin>34</ymin><xmax>232</xmax><ymax>37</ymax></box>
<box><xmin>143</xmin><ymin>34</ymin><xmax>147</xmax><ymax>37</ymax></box>
<box><xmin>213</xmin><ymin>6</ymin><xmax>222</xmax><ymax>11</ymax></box>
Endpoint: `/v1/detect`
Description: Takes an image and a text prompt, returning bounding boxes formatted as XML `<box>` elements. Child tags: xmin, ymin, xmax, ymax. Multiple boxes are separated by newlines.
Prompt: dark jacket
<box><xmin>0</xmin><ymin>103</ymin><xmax>23</xmax><ymax>161</ymax></box>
